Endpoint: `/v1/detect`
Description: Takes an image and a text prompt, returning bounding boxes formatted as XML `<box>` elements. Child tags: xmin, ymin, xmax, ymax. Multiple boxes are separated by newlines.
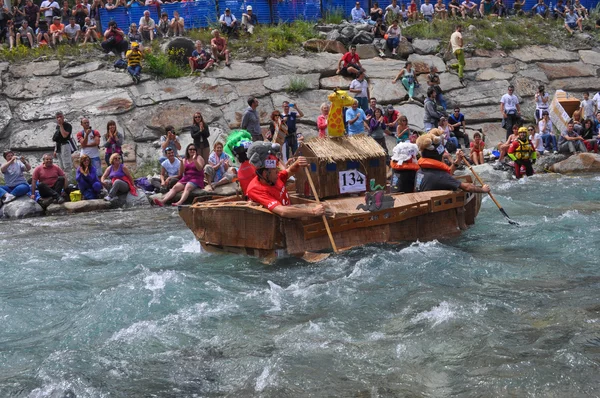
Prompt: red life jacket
<box><xmin>418</xmin><ymin>157</ymin><xmax>451</xmax><ymax>174</ymax></box>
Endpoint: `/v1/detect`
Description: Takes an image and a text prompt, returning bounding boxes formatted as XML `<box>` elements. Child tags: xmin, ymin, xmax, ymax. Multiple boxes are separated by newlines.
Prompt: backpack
<box><xmin>114</xmin><ymin>58</ymin><xmax>127</xmax><ymax>70</ymax></box>
<box><xmin>52</xmin><ymin>3</ymin><xmax>62</xmax><ymax>18</ymax></box>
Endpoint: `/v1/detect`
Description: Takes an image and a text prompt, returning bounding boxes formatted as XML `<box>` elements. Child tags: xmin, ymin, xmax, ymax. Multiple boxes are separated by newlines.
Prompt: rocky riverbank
<box><xmin>2</xmin><ymin>39</ymin><xmax>600</xmax><ymax>219</ymax></box>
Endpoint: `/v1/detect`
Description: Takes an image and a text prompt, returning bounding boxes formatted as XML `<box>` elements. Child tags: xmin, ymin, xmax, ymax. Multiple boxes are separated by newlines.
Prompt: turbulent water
<box><xmin>1</xmin><ymin>172</ymin><xmax>600</xmax><ymax>397</ymax></box>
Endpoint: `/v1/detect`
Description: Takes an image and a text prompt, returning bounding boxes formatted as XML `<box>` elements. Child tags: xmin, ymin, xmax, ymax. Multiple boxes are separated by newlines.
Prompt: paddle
<box><xmin>304</xmin><ymin>166</ymin><xmax>339</xmax><ymax>253</ymax></box>
<box><xmin>461</xmin><ymin>157</ymin><xmax>520</xmax><ymax>226</ymax></box>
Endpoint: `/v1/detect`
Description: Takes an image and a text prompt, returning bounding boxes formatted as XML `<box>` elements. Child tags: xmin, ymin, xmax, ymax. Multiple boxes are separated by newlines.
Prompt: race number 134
<box><xmin>339</xmin><ymin>170</ymin><xmax>366</xmax><ymax>194</ymax></box>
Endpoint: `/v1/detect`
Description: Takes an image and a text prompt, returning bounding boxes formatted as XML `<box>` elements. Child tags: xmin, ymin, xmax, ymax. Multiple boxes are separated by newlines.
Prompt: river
<box><xmin>1</xmin><ymin>172</ymin><xmax>600</xmax><ymax>397</ymax></box>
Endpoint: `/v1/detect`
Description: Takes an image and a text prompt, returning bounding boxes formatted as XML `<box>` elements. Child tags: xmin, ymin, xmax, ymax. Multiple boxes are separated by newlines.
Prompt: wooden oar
<box><xmin>462</xmin><ymin>157</ymin><xmax>520</xmax><ymax>226</ymax></box>
<box><xmin>304</xmin><ymin>166</ymin><xmax>339</xmax><ymax>253</ymax></box>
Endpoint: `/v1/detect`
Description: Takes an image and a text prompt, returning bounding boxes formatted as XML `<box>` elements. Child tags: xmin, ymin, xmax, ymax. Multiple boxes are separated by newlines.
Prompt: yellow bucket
<box><xmin>70</xmin><ymin>190</ymin><xmax>82</xmax><ymax>202</ymax></box>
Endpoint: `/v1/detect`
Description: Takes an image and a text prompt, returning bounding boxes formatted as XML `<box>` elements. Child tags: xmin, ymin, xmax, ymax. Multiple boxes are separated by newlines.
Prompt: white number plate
<box><xmin>339</xmin><ymin>170</ymin><xmax>366</xmax><ymax>194</ymax></box>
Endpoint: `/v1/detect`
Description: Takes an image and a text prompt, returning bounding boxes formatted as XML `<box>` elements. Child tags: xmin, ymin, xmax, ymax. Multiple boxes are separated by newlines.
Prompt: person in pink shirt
<box><xmin>317</xmin><ymin>103</ymin><xmax>330</xmax><ymax>138</ymax></box>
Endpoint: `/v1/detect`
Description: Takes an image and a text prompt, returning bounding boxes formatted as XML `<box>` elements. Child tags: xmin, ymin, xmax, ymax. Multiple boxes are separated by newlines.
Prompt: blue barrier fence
<box><xmin>97</xmin><ymin>0</ymin><xmax>600</xmax><ymax>34</ymax></box>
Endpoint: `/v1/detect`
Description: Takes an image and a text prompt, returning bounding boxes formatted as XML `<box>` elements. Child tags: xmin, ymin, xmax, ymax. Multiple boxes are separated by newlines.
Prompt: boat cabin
<box><xmin>295</xmin><ymin>135</ymin><xmax>387</xmax><ymax>199</ymax></box>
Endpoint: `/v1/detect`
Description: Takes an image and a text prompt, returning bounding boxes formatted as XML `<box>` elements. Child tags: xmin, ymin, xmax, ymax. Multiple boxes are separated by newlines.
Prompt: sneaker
<box><xmin>553</xmin><ymin>150</ymin><xmax>558</xmax><ymax>154</ymax></box>
<box><xmin>56</xmin><ymin>196</ymin><xmax>65</xmax><ymax>204</ymax></box>
<box><xmin>392</xmin><ymin>50</ymin><xmax>397</xmax><ymax>55</ymax></box>
<box><xmin>153</xmin><ymin>198</ymin><xmax>164</xmax><ymax>207</ymax></box>
<box><xmin>103</xmin><ymin>195</ymin><xmax>112</xmax><ymax>201</ymax></box>
<box><xmin>121</xmin><ymin>52</ymin><xmax>125</xmax><ymax>59</ymax></box>
<box><xmin>3</xmin><ymin>193</ymin><xmax>16</xmax><ymax>204</ymax></box>
<box><xmin>108</xmin><ymin>51</ymin><xmax>115</xmax><ymax>56</ymax></box>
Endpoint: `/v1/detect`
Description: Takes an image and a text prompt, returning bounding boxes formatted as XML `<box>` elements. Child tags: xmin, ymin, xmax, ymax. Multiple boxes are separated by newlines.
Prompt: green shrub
<box><xmin>144</xmin><ymin>52</ymin><xmax>187</xmax><ymax>78</ymax></box>
<box><xmin>287</xmin><ymin>76</ymin><xmax>310</xmax><ymax>93</ymax></box>
<box><xmin>322</xmin><ymin>7</ymin><xmax>345</xmax><ymax>24</ymax></box>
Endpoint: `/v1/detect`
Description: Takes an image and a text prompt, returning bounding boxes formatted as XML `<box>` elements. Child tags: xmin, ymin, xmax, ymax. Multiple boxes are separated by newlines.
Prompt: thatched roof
<box><xmin>301</xmin><ymin>135</ymin><xmax>386</xmax><ymax>163</ymax></box>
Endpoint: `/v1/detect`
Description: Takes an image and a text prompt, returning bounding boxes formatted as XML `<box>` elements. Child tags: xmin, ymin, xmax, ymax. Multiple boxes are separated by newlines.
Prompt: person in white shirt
<box><xmin>351</xmin><ymin>1</ymin><xmax>369</xmax><ymax>23</ymax></box>
<box><xmin>384</xmin><ymin>0</ymin><xmax>401</xmax><ymax>25</ymax></box>
<box><xmin>169</xmin><ymin>10</ymin><xmax>184</xmax><ymax>36</ymax></box>
<box><xmin>528</xmin><ymin>125</ymin><xmax>545</xmax><ymax>156</ymax></box>
<box><xmin>580</xmin><ymin>91</ymin><xmax>595</xmax><ymax>121</ymax></box>
<box><xmin>349</xmin><ymin>72</ymin><xmax>370</xmax><ymax>111</ymax></box>
<box><xmin>40</xmin><ymin>0</ymin><xmax>59</xmax><ymax>24</ymax></box>
<box><xmin>219</xmin><ymin>8</ymin><xmax>238</xmax><ymax>36</ymax></box>
<box><xmin>534</xmin><ymin>84</ymin><xmax>550</xmax><ymax>122</ymax></box>
<box><xmin>420</xmin><ymin>0</ymin><xmax>435</xmax><ymax>22</ymax></box>
<box><xmin>139</xmin><ymin>10</ymin><xmax>155</xmax><ymax>41</ymax></box>
<box><xmin>500</xmin><ymin>84</ymin><xmax>520</xmax><ymax>139</ymax></box>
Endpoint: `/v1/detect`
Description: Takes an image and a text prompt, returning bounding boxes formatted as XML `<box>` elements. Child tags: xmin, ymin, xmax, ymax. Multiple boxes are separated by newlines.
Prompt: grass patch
<box><xmin>322</xmin><ymin>7</ymin><xmax>345</xmax><ymax>24</ymax></box>
<box><xmin>287</xmin><ymin>76</ymin><xmax>310</xmax><ymax>93</ymax></box>
<box><xmin>0</xmin><ymin>42</ymin><xmax>94</xmax><ymax>62</ymax></box>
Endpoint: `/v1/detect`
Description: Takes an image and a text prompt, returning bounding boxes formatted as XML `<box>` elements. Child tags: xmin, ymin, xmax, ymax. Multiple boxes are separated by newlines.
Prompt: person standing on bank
<box><xmin>500</xmin><ymin>84</ymin><xmax>521</xmax><ymax>139</ymax></box>
<box><xmin>76</xmin><ymin>117</ymin><xmax>102</xmax><ymax>177</ymax></box>
<box><xmin>241</xmin><ymin>97</ymin><xmax>263</xmax><ymax>142</ymax></box>
<box><xmin>448</xmin><ymin>25</ymin><xmax>465</xmax><ymax>86</ymax></box>
<box><xmin>281</xmin><ymin>100</ymin><xmax>304</xmax><ymax>161</ymax></box>
<box><xmin>190</xmin><ymin>111</ymin><xmax>210</xmax><ymax>163</ymax></box>
<box><xmin>52</xmin><ymin>111</ymin><xmax>74</xmax><ymax>181</ymax></box>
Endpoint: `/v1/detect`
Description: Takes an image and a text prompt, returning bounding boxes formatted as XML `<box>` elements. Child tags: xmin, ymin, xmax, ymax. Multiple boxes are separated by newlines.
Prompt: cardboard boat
<box><xmin>178</xmin><ymin>177</ymin><xmax>482</xmax><ymax>261</ymax></box>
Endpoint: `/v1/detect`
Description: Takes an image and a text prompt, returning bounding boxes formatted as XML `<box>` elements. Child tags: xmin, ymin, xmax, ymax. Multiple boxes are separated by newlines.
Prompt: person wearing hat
<box><xmin>246</xmin><ymin>142</ymin><xmax>326</xmax><ymax>218</ymax></box>
<box><xmin>219</xmin><ymin>7</ymin><xmax>238</xmax><ymax>36</ymax></box>
<box><xmin>241</xmin><ymin>5</ymin><xmax>258</xmax><ymax>35</ymax></box>
<box><xmin>508</xmin><ymin>126</ymin><xmax>537</xmax><ymax>179</ymax></box>
<box><xmin>125</xmin><ymin>41</ymin><xmax>143</xmax><ymax>84</ymax></box>
<box><xmin>415</xmin><ymin>130</ymin><xmax>490</xmax><ymax>193</ymax></box>
<box><xmin>49</xmin><ymin>15</ymin><xmax>65</xmax><ymax>47</ymax></box>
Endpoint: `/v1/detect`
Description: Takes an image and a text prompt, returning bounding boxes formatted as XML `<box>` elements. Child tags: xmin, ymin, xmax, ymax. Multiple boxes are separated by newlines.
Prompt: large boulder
<box><xmin>303</xmin><ymin>39</ymin><xmax>346</xmax><ymax>54</ymax></box>
<box><xmin>205</xmin><ymin>61</ymin><xmax>269</xmax><ymax>81</ymax></box>
<box><xmin>10</xmin><ymin>60</ymin><xmax>60</xmax><ymax>78</ymax></box>
<box><xmin>352</xmin><ymin>31</ymin><xmax>374</xmax><ymax>45</ymax></box>
<box><xmin>62</xmin><ymin>61</ymin><xmax>103</xmax><ymax>78</ymax></box>
<box><xmin>407</xmin><ymin>54</ymin><xmax>446</xmax><ymax>73</ymax></box>
<box><xmin>537</xmin><ymin>62</ymin><xmax>596</xmax><ymax>80</ymax></box>
<box><xmin>326</xmin><ymin>29</ymin><xmax>342</xmax><ymax>42</ymax></box>
<box><xmin>264</xmin><ymin>54</ymin><xmax>340</xmax><ymax>76</ymax></box>
<box><xmin>4</xmin><ymin>76</ymin><xmax>71</xmax><ymax>99</ymax></box>
<box><xmin>578</xmin><ymin>50</ymin><xmax>600</xmax><ymax>66</ymax></box>
<box><xmin>476</xmin><ymin>69</ymin><xmax>513</xmax><ymax>81</ymax></box>
<box><xmin>369</xmin><ymin>78</ymin><xmax>408</xmax><ymax>104</ymax></box>
<box><xmin>445</xmin><ymin>80</ymin><xmax>510</xmax><ymax>107</ymax></box>
<box><xmin>262</xmin><ymin>73</ymin><xmax>321</xmax><ymax>93</ymax></box>
<box><xmin>122</xmin><ymin>189</ymin><xmax>152</xmax><ymax>208</ymax></box>
<box><xmin>509</xmin><ymin>46</ymin><xmax>579</xmax><ymax>63</ymax></box>
<box><xmin>533</xmin><ymin>152</ymin><xmax>568</xmax><ymax>173</ymax></box>
<box><xmin>412</xmin><ymin>39</ymin><xmax>439</xmax><ymax>55</ymax></box>
<box><xmin>160</xmin><ymin>37</ymin><xmax>196</xmax><ymax>65</ymax></box>
<box><xmin>9</xmin><ymin>121</ymin><xmax>56</xmax><ymax>150</ymax></box>
<box><xmin>0</xmin><ymin>196</ymin><xmax>43</xmax><ymax>219</ymax></box>
<box><xmin>0</xmin><ymin>100</ymin><xmax>12</xmax><ymax>140</ymax></box>
<box><xmin>339</xmin><ymin>25</ymin><xmax>357</xmax><ymax>44</ymax></box>
<box><xmin>319</xmin><ymin>75</ymin><xmax>353</xmax><ymax>89</ymax></box>
<box><xmin>45</xmin><ymin>199</ymin><xmax>113</xmax><ymax>215</ymax></box>
<box><xmin>549</xmin><ymin>153</ymin><xmax>600</xmax><ymax>173</ymax></box>
<box><xmin>73</xmin><ymin>69</ymin><xmax>138</xmax><ymax>89</ymax></box>
<box><xmin>397</xmin><ymin>37</ymin><xmax>414</xmax><ymax>58</ymax></box>
<box><xmin>355</xmin><ymin>43</ymin><xmax>379</xmax><ymax>59</ymax></box>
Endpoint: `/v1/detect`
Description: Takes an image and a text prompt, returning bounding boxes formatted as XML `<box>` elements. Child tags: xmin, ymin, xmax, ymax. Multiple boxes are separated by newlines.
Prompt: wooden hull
<box><xmin>178</xmin><ymin>186</ymin><xmax>482</xmax><ymax>261</ymax></box>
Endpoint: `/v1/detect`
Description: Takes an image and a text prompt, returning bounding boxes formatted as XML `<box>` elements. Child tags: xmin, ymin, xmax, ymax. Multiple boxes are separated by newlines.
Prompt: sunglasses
<box><xmin>194</xmin><ymin>115</ymin><xmax>202</xmax><ymax>118</ymax></box>
<box><xmin>189</xmin><ymin>148</ymin><xmax>196</xmax><ymax>151</ymax></box>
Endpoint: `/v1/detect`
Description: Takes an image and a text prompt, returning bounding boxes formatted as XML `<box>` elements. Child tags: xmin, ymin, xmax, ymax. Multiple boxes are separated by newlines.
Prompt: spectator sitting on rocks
<box><xmin>336</xmin><ymin>44</ymin><xmax>364</xmax><ymax>78</ymax></box>
<box><xmin>372</xmin><ymin>17</ymin><xmax>387</xmax><ymax>57</ymax></box>
<box><xmin>157</xmin><ymin>12</ymin><xmax>169</xmax><ymax>38</ymax></box>
<box><xmin>1</xmin><ymin>151</ymin><xmax>31</xmax><ymax>204</ymax></box>
<box><xmin>384</xmin><ymin>0</ymin><xmax>401</xmax><ymax>25</ymax></box>
<box><xmin>498</xmin><ymin>124</ymin><xmax>519</xmax><ymax>162</ymax></box>
<box><xmin>210</xmin><ymin>29</ymin><xmax>230</xmax><ymax>66</ymax></box>
<box><xmin>396</xmin><ymin>115</ymin><xmax>412</xmax><ymax>142</ymax></box>
<box><xmin>461</xmin><ymin>0</ymin><xmax>478</xmax><ymax>17</ymax></box>
<box><xmin>188</xmin><ymin>40</ymin><xmax>214</xmax><ymax>74</ymax></box>
<box><xmin>512</xmin><ymin>0</ymin><xmax>525</xmax><ymax>15</ymax></box>
<box><xmin>392</xmin><ymin>61</ymin><xmax>418</xmax><ymax>102</ymax></box>
<box><xmin>81</xmin><ymin>17</ymin><xmax>98</xmax><ymax>44</ymax></box>
<box><xmin>530</xmin><ymin>124</ymin><xmax>545</xmax><ymax>156</ymax></box>
<box><xmin>448</xmin><ymin>107</ymin><xmax>469</xmax><ymax>149</ymax></box>
<box><xmin>101</xmin><ymin>153</ymin><xmax>136</xmax><ymax>202</ymax></box>
<box><xmin>448</xmin><ymin>0</ymin><xmax>462</xmax><ymax>17</ymax></box>
<box><xmin>159</xmin><ymin>126</ymin><xmax>181</xmax><ymax>162</ymax></box>
<box><xmin>553</xmin><ymin>0</ymin><xmax>566</xmax><ymax>18</ymax></box>
<box><xmin>427</xmin><ymin>65</ymin><xmax>446</xmax><ymax>110</ymax></box>
<box><xmin>52</xmin><ymin>111</ymin><xmax>73</xmax><ymax>179</ymax></box>
<box><xmin>470</xmin><ymin>131</ymin><xmax>485</xmax><ymax>164</ymax></box>
<box><xmin>439</xmin><ymin>117</ymin><xmax>458</xmax><ymax>152</ymax></box>
<box><xmin>16</xmin><ymin>19</ymin><xmax>34</xmax><ymax>47</ymax></box>
<box><xmin>532</xmin><ymin>0</ymin><xmax>549</xmax><ymax>18</ymax></box>
<box><xmin>154</xmin><ymin>143</ymin><xmax>206</xmax><ymax>206</ymax></box>
<box><xmin>36</xmin><ymin>19</ymin><xmax>50</xmax><ymax>46</ymax></box>
<box><xmin>139</xmin><ymin>10</ymin><xmax>155</xmax><ymax>42</ymax></box>
<box><xmin>349</xmin><ymin>71</ymin><xmax>369</xmax><ymax>111</ymax></box>
<box><xmin>420</xmin><ymin>0</ymin><xmax>435</xmax><ymax>22</ymax></box>
<box><xmin>423</xmin><ymin>87</ymin><xmax>444</xmax><ymax>131</ymax></box>
<box><xmin>31</xmin><ymin>153</ymin><xmax>67</xmax><ymax>206</ymax></box>
<box><xmin>351</xmin><ymin>1</ymin><xmax>369</xmax><ymax>24</ymax></box>
<box><xmin>102</xmin><ymin>20</ymin><xmax>127</xmax><ymax>57</ymax></box>
<box><xmin>538</xmin><ymin>110</ymin><xmax>558</xmax><ymax>153</ymax></box>
<box><xmin>49</xmin><ymin>16</ymin><xmax>65</xmax><ymax>47</ymax></box>
<box><xmin>385</xmin><ymin>19</ymin><xmax>401</xmax><ymax>56</ymax></box>
<box><xmin>206</xmin><ymin>141</ymin><xmax>231</xmax><ymax>188</ymax></box>
<box><xmin>435</xmin><ymin>0</ymin><xmax>447</xmax><ymax>19</ymax></box>
<box><xmin>190</xmin><ymin>111</ymin><xmax>210</xmax><ymax>163</ymax></box>
<box><xmin>77</xmin><ymin>118</ymin><xmax>102</xmax><ymax>176</ymax></box>
<box><xmin>126</xmin><ymin>41</ymin><xmax>143</xmax><ymax>84</ymax></box>
<box><xmin>384</xmin><ymin>104</ymin><xmax>401</xmax><ymax>136</ymax></box>
<box><xmin>400</xmin><ymin>3</ymin><xmax>410</xmax><ymax>24</ymax></box>
<box><xmin>219</xmin><ymin>8</ymin><xmax>238</xmax><ymax>37</ymax></box>
<box><xmin>104</xmin><ymin>0</ymin><xmax>117</xmax><ymax>10</ymax></box>
<box><xmin>500</xmin><ymin>84</ymin><xmax>520</xmax><ymax>139</ymax></box>
<box><xmin>479</xmin><ymin>0</ymin><xmax>494</xmax><ymax>16</ymax></box>
<box><xmin>126</xmin><ymin>22</ymin><xmax>141</xmax><ymax>47</ymax></box>
<box><xmin>317</xmin><ymin>103</ymin><xmax>329</xmax><ymax>138</ymax></box>
<box><xmin>573</xmin><ymin>0</ymin><xmax>588</xmax><ymax>19</ymax></box>
<box><xmin>580</xmin><ymin>118</ymin><xmax>598</xmax><ymax>152</ymax></box>
<box><xmin>64</xmin><ymin>17</ymin><xmax>80</xmax><ymax>44</ymax></box>
<box><xmin>241</xmin><ymin>6</ymin><xmax>258</xmax><ymax>35</ymax></box>
<box><xmin>76</xmin><ymin>154</ymin><xmax>102</xmax><ymax>199</ymax></box>
<box><xmin>1</xmin><ymin>19</ymin><xmax>16</xmax><ymax>49</ymax></box>
<box><xmin>408</xmin><ymin>0</ymin><xmax>418</xmax><ymax>21</ymax></box>
<box><xmin>370</xmin><ymin>2</ymin><xmax>383</xmax><ymax>22</ymax></box>
<box><xmin>491</xmin><ymin>0</ymin><xmax>506</xmax><ymax>17</ymax></box>
<box><xmin>103</xmin><ymin>120</ymin><xmax>123</xmax><ymax>166</ymax></box>
<box><xmin>564</xmin><ymin>7</ymin><xmax>582</xmax><ymax>34</ymax></box>
<box><xmin>159</xmin><ymin>146</ymin><xmax>182</xmax><ymax>193</ymax></box>
<box><xmin>170</xmin><ymin>10</ymin><xmax>184</xmax><ymax>36</ymax></box>
<box><xmin>572</xmin><ymin>109</ymin><xmax>583</xmax><ymax>134</ymax></box>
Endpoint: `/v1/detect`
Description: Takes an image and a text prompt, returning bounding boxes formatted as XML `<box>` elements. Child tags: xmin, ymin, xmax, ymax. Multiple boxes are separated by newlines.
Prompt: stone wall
<box><xmin>2</xmin><ymin>42</ymin><xmax>600</xmax><ymax>169</ymax></box>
